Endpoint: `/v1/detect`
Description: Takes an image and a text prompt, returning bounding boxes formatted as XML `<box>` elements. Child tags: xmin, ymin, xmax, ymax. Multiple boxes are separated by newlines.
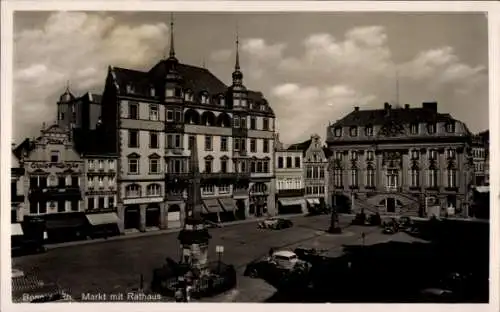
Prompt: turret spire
<box><xmin>169</xmin><ymin>13</ymin><xmax>176</xmax><ymax>58</ymax></box>
<box><xmin>235</xmin><ymin>24</ymin><xmax>240</xmax><ymax>71</ymax></box>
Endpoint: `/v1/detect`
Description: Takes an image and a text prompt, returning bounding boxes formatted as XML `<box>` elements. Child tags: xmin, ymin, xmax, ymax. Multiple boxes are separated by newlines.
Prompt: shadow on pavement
<box><xmin>263</xmin><ymin>218</ymin><xmax>489</xmax><ymax>303</ymax></box>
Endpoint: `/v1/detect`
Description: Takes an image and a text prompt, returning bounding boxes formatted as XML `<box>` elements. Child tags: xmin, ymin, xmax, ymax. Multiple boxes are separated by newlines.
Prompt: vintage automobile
<box><xmin>244</xmin><ymin>250</ymin><xmax>309</xmax><ymax>278</ymax></box>
<box><xmin>257</xmin><ymin>217</ymin><xmax>293</xmax><ymax>230</ymax></box>
<box><xmin>397</xmin><ymin>216</ymin><xmax>414</xmax><ymax>230</ymax></box>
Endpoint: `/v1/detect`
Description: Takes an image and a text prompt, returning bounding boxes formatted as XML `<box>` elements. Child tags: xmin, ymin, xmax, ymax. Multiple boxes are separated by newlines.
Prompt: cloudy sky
<box><xmin>13</xmin><ymin>11</ymin><xmax>488</xmax><ymax>144</ymax></box>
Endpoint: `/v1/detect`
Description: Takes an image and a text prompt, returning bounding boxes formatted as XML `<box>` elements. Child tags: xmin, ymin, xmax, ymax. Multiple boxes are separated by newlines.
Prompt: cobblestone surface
<box><xmin>12</xmin><ymin>215</ymin><xmax>423</xmax><ymax>302</ymax></box>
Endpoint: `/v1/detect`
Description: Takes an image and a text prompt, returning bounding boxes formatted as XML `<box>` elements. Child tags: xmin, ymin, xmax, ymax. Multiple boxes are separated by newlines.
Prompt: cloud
<box><xmin>209</xmin><ymin>49</ymin><xmax>232</xmax><ymax>62</ymax></box>
<box><xmin>241</xmin><ymin>38</ymin><xmax>286</xmax><ymax>61</ymax></box>
<box><xmin>13</xmin><ymin>11</ymin><xmax>168</xmax><ymax>140</ymax></box>
<box><xmin>271</xmin><ymin>83</ymin><xmax>376</xmax><ymax>143</ymax></box>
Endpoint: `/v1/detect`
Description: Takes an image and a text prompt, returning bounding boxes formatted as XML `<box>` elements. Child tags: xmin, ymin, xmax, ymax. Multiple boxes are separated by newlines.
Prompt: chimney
<box><xmin>354</xmin><ymin>106</ymin><xmax>359</xmax><ymax>112</ymax></box>
<box><xmin>384</xmin><ymin>102</ymin><xmax>391</xmax><ymax>110</ymax></box>
<box><xmin>384</xmin><ymin>102</ymin><xmax>391</xmax><ymax>117</ymax></box>
<box><xmin>404</xmin><ymin>104</ymin><xmax>410</xmax><ymax>110</ymax></box>
<box><xmin>422</xmin><ymin>101</ymin><xmax>437</xmax><ymax>112</ymax></box>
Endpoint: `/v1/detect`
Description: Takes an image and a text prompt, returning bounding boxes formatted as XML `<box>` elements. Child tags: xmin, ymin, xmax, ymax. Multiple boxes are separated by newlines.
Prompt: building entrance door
<box><xmin>386</xmin><ymin>198</ymin><xmax>396</xmax><ymax>213</ymax></box>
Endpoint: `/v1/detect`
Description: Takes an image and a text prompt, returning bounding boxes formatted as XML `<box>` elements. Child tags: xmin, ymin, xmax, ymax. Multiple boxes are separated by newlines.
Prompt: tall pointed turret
<box><xmin>168</xmin><ymin>13</ymin><xmax>176</xmax><ymax>60</ymax></box>
<box><xmin>231</xmin><ymin>26</ymin><xmax>244</xmax><ymax>86</ymax></box>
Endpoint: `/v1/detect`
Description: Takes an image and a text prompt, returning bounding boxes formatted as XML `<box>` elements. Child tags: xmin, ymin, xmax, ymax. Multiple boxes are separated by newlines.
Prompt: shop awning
<box><xmin>279</xmin><ymin>198</ymin><xmax>306</xmax><ymax>206</ymax></box>
<box><xmin>475</xmin><ymin>186</ymin><xmax>489</xmax><ymax>193</ymax></box>
<box><xmin>307</xmin><ymin>198</ymin><xmax>320</xmax><ymax>205</ymax></box>
<box><xmin>86</xmin><ymin>213</ymin><xmax>120</xmax><ymax>226</ymax></box>
<box><xmin>203</xmin><ymin>199</ymin><xmax>222</xmax><ymax>214</ymax></box>
<box><xmin>218</xmin><ymin>198</ymin><xmax>236</xmax><ymax>212</ymax></box>
<box><xmin>11</xmin><ymin>223</ymin><xmax>24</xmax><ymax>236</ymax></box>
<box><xmin>46</xmin><ymin>214</ymin><xmax>87</xmax><ymax>230</ymax></box>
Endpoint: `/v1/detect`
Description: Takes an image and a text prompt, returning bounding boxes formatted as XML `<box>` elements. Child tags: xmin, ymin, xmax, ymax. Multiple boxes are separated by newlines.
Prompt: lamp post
<box><xmin>216</xmin><ymin>245</ymin><xmax>224</xmax><ymax>273</ymax></box>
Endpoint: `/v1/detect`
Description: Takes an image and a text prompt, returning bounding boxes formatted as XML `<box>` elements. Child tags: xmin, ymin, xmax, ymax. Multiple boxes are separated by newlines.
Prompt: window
<box><xmin>234</xmin><ymin>138</ymin><xmax>240</xmax><ymax>151</ymax></box>
<box><xmin>410</xmin><ymin>168</ymin><xmax>419</xmax><ymax>187</ymax></box>
<box><xmin>150</xmin><ymin>104</ymin><xmax>159</xmax><ymax>121</ymax></box>
<box><xmin>125</xmin><ymin>184</ymin><xmax>141</xmax><ymax>198</ymax></box>
<box><xmin>129</xmin><ymin>103</ymin><xmax>139</xmax><ymax>119</ymax></box>
<box><xmin>149</xmin><ymin>158</ymin><xmax>160</xmax><ymax>174</ymax></box>
<box><xmin>447</xmin><ymin>149</ymin><xmax>456</xmax><ymax>159</ymax></box>
<box><xmin>220</xmin><ymin>158</ymin><xmax>228</xmax><ymax>173</ymax></box>
<box><xmin>98</xmin><ymin>197</ymin><xmax>105</xmax><ymax>209</ymax></box>
<box><xmin>263</xmin><ymin>140</ymin><xmax>269</xmax><ymax>153</ymax></box>
<box><xmin>286</xmin><ymin>157</ymin><xmax>292</xmax><ymax>168</ymax></box>
<box><xmin>447</xmin><ymin>169</ymin><xmax>457</xmax><ymax>188</ymax></box>
<box><xmin>175</xmin><ymin>110</ymin><xmax>182</xmax><ymax>122</ymax></box>
<box><xmin>386</xmin><ymin>169</ymin><xmax>399</xmax><ymax>188</ymax></box>
<box><xmin>149</xmin><ymin>132</ymin><xmax>159</xmax><ymax>148</ymax></box>
<box><xmin>366</xmin><ymin>168</ymin><xmax>375</xmax><ymax>187</ymax></box>
<box><xmin>128</xmin><ymin>130</ymin><xmax>139</xmax><ymax>148</ymax></box>
<box><xmin>219</xmin><ymin>97</ymin><xmax>225</xmax><ymax>107</ymax></box>
<box><xmin>257</xmin><ymin>161</ymin><xmax>263</xmax><ymax>173</ymax></box>
<box><xmin>241</xmin><ymin>117</ymin><xmax>247</xmax><ymax>129</ymax></box>
<box><xmin>410</xmin><ymin>123</ymin><xmax>419</xmax><ymax>134</ymax></box>
<box><xmin>250</xmin><ymin>117</ymin><xmax>256</xmax><ymax>130</ymax></box>
<box><xmin>446</xmin><ymin>122</ymin><xmax>455</xmax><ymax>133</ymax></box>
<box><xmin>264</xmin><ymin>161</ymin><xmax>269</xmax><ymax>173</ymax></box>
<box><xmin>241</xmin><ymin>161</ymin><xmax>246</xmax><ymax>173</ymax></box>
<box><xmin>88</xmin><ymin>197</ymin><xmax>95</xmax><ymax>210</ymax></box>
<box><xmin>71</xmin><ymin>176</ymin><xmax>78</xmax><ymax>187</ymax></box>
<box><xmin>128</xmin><ymin>158</ymin><xmax>139</xmax><ymax>174</ymax></box>
<box><xmin>428</xmin><ymin>169</ymin><xmax>438</xmax><ymax>188</ymax></box>
<box><xmin>88</xmin><ymin>160</ymin><xmax>95</xmax><ymax>170</ymax></box>
<box><xmin>205</xmin><ymin>159</ymin><xmax>213</xmax><ymax>173</ymax></box>
<box><xmin>278</xmin><ymin>157</ymin><xmax>284</xmax><ymax>168</ymax></box>
<box><xmin>233</xmin><ymin>116</ymin><xmax>240</xmax><ymax>128</ymax></box>
<box><xmin>188</xmin><ymin>135</ymin><xmax>195</xmax><ymax>150</ymax></box>
<box><xmin>108</xmin><ymin>196</ymin><xmax>114</xmax><ymax>208</ymax></box>
<box><xmin>50</xmin><ymin>151</ymin><xmax>59</xmax><ymax>163</ymax></box>
<box><xmin>57</xmin><ymin>200</ymin><xmax>65</xmax><ymax>212</ymax></box>
<box><xmin>350</xmin><ymin>169</ymin><xmax>358</xmax><ymax>186</ymax></box>
<box><xmin>205</xmin><ymin>135</ymin><xmax>213</xmax><ymax>151</ymax></box>
<box><xmin>427</xmin><ymin>123</ymin><xmax>436</xmax><ymax>134</ymax></box>
<box><xmin>165</xmin><ymin>88</ymin><xmax>174</xmax><ymax>97</ymax></box>
<box><xmin>98</xmin><ymin>160</ymin><xmax>104</xmax><ymax>170</ymax></box>
<box><xmin>263</xmin><ymin>118</ymin><xmax>269</xmax><ymax>130</ymax></box>
<box><xmin>56</xmin><ymin>176</ymin><xmax>64</xmax><ymax>187</ymax></box>
<box><xmin>71</xmin><ymin>200</ymin><xmax>79</xmax><ymax>211</ymax></box>
<box><xmin>98</xmin><ymin>176</ymin><xmax>104</xmax><ymax>188</ymax></box>
<box><xmin>219</xmin><ymin>185</ymin><xmax>230</xmax><ymax>194</ymax></box>
<box><xmin>334</xmin><ymin>169</ymin><xmax>343</xmax><ymax>187</ymax></box>
<box><xmin>428</xmin><ymin>149</ymin><xmax>437</xmax><ymax>160</ymax></box>
<box><xmin>251</xmin><ymin>161</ymin><xmax>256</xmax><ymax>173</ymax></box>
<box><xmin>169</xmin><ymin>159</ymin><xmax>184</xmax><ymax>173</ymax></box>
<box><xmin>240</xmin><ymin>138</ymin><xmax>246</xmax><ymax>151</ymax></box>
<box><xmin>334</xmin><ymin>127</ymin><xmax>342</xmax><ymax>137</ymax></box>
<box><xmin>167</xmin><ymin>110</ymin><xmax>174</xmax><ymax>122</ymax></box>
<box><xmin>306</xmin><ymin>167</ymin><xmax>312</xmax><ymax>179</ymax></box>
<box><xmin>411</xmin><ymin>149</ymin><xmax>419</xmax><ymax>160</ymax></box>
<box><xmin>350</xmin><ymin>151</ymin><xmax>358</xmax><ymax>161</ymax></box>
<box><xmin>150</xmin><ymin>87</ymin><xmax>156</xmax><ymax>97</ymax></box>
<box><xmin>295</xmin><ymin>157</ymin><xmax>301</xmax><ymax>168</ymax></box>
<box><xmin>147</xmin><ymin>184</ymin><xmax>161</xmax><ymax>196</ymax></box>
<box><xmin>335</xmin><ymin>152</ymin><xmax>343</xmax><ymax>160</ymax></box>
<box><xmin>365</xmin><ymin>126</ymin><xmax>373</xmax><ymax>136</ymax></box>
<box><xmin>184</xmin><ymin>92</ymin><xmax>193</xmax><ymax>102</ymax></box>
<box><xmin>202</xmin><ymin>185</ymin><xmax>215</xmax><ymax>195</ymax></box>
<box><xmin>201</xmin><ymin>94</ymin><xmax>209</xmax><ymax>104</ymax></box>
<box><xmin>350</xmin><ymin>127</ymin><xmax>358</xmax><ymax>137</ymax></box>
<box><xmin>175</xmin><ymin>88</ymin><xmax>182</xmax><ymax>97</ymax></box>
<box><xmin>366</xmin><ymin>151</ymin><xmax>374</xmax><ymax>161</ymax></box>
<box><xmin>250</xmin><ymin>139</ymin><xmax>256</xmax><ymax>153</ymax></box>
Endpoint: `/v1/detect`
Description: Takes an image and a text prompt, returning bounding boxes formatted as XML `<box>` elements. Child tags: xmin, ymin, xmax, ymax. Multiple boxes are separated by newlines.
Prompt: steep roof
<box><xmin>287</xmin><ymin>139</ymin><xmax>311</xmax><ymax>153</ymax></box>
<box><xmin>73</xmin><ymin>128</ymin><xmax>117</xmax><ymax>156</ymax></box>
<box><xmin>331</xmin><ymin>105</ymin><xmax>454</xmax><ymax>128</ymax></box>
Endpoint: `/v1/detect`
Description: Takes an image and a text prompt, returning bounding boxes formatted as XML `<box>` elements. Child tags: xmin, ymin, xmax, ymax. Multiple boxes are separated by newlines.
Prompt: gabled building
<box><xmin>325</xmin><ymin>102</ymin><xmax>474</xmax><ymax>217</ymax></box>
<box><xmin>274</xmin><ymin>134</ymin><xmax>306</xmax><ymax>215</ymax></box>
<box><xmin>98</xmin><ymin>19</ymin><xmax>276</xmax><ymax>232</ymax></box>
<box><xmin>287</xmin><ymin>134</ymin><xmax>330</xmax><ymax>212</ymax></box>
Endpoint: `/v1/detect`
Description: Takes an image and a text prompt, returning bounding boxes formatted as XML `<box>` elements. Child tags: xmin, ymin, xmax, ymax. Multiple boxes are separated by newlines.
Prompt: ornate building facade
<box><xmin>99</xmin><ymin>20</ymin><xmax>276</xmax><ymax>232</ymax></box>
<box><xmin>275</xmin><ymin>135</ymin><xmax>306</xmax><ymax>215</ymax></box>
<box><xmin>472</xmin><ymin>130</ymin><xmax>489</xmax><ymax>186</ymax></box>
<box><xmin>325</xmin><ymin>102</ymin><xmax>474</xmax><ymax>217</ymax></box>
<box><xmin>288</xmin><ymin>134</ymin><xmax>330</xmax><ymax>211</ymax></box>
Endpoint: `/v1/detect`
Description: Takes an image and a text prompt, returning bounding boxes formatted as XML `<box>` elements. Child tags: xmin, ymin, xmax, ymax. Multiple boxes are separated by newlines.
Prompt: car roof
<box><xmin>273</xmin><ymin>250</ymin><xmax>297</xmax><ymax>258</ymax></box>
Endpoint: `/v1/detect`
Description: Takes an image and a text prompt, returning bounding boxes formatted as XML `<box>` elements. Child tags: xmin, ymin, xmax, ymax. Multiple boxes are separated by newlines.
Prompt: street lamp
<box><xmin>216</xmin><ymin>245</ymin><xmax>224</xmax><ymax>273</ymax></box>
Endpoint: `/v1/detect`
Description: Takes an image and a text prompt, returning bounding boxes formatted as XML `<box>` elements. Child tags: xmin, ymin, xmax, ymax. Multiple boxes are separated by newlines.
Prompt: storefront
<box><xmin>278</xmin><ymin>197</ymin><xmax>306</xmax><ymax>215</ymax></box>
<box><xmin>202</xmin><ymin>199</ymin><xmax>222</xmax><ymax>223</ymax></box>
<box><xmin>85</xmin><ymin>211</ymin><xmax>120</xmax><ymax>238</ymax></box>
<box><xmin>146</xmin><ymin>204</ymin><xmax>161</xmax><ymax>229</ymax></box>
<box><xmin>124</xmin><ymin>205</ymin><xmax>141</xmax><ymax>230</ymax></box>
<box><xmin>167</xmin><ymin>204</ymin><xmax>182</xmax><ymax>229</ymax></box>
<box><xmin>44</xmin><ymin>212</ymin><xmax>89</xmax><ymax>243</ymax></box>
<box><xmin>306</xmin><ymin>198</ymin><xmax>321</xmax><ymax>213</ymax></box>
<box><xmin>218</xmin><ymin>198</ymin><xmax>237</xmax><ymax>222</ymax></box>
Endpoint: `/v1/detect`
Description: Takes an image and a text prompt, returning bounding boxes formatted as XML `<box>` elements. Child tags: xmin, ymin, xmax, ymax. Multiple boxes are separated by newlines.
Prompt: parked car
<box><xmin>258</xmin><ymin>217</ymin><xmax>293</xmax><ymax>230</ymax></box>
<box><xmin>398</xmin><ymin>216</ymin><xmax>414</xmax><ymax>230</ymax></box>
<box><xmin>244</xmin><ymin>250</ymin><xmax>308</xmax><ymax>278</ymax></box>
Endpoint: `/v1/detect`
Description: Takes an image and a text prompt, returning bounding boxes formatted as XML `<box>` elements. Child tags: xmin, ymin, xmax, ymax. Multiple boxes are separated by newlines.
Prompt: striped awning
<box><xmin>11</xmin><ymin>223</ymin><xmax>23</xmax><ymax>236</ymax></box>
<box><xmin>219</xmin><ymin>198</ymin><xmax>235</xmax><ymax>212</ymax></box>
<box><xmin>86</xmin><ymin>213</ymin><xmax>120</xmax><ymax>226</ymax></box>
<box><xmin>203</xmin><ymin>199</ymin><xmax>222</xmax><ymax>214</ymax></box>
<box><xmin>279</xmin><ymin>198</ymin><xmax>306</xmax><ymax>206</ymax></box>
<box><xmin>307</xmin><ymin>198</ymin><xmax>320</xmax><ymax>205</ymax></box>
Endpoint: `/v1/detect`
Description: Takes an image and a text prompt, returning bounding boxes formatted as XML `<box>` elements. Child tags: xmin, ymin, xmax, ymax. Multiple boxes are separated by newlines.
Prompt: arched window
<box><xmin>146</xmin><ymin>184</ymin><xmax>161</xmax><ymax>196</ymax></box>
<box><xmin>409</xmin><ymin>165</ymin><xmax>419</xmax><ymax>188</ymax></box>
<box><xmin>366</xmin><ymin>165</ymin><xmax>375</xmax><ymax>188</ymax></box>
<box><xmin>250</xmin><ymin>183</ymin><xmax>267</xmax><ymax>194</ymax></box>
<box><xmin>200</xmin><ymin>92</ymin><xmax>210</xmax><ymax>104</ymax></box>
<box><xmin>125</xmin><ymin>184</ymin><xmax>141</xmax><ymax>198</ymax></box>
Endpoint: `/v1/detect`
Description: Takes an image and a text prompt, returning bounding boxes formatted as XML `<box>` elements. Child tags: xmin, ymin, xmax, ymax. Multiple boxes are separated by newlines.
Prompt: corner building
<box><xmin>99</xmin><ymin>24</ymin><xmax>276</xmax><ymax>232</ymax></box>
<box><xmin>326</xmin><ymin>102</ymin><xmax>474</xmax><ymax>218</ymax></box>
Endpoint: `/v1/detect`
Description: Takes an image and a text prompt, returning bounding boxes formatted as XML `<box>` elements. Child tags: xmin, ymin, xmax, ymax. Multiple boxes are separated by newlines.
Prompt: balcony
<box><xmin>165</xmin><ymin>173</ymin><xmax>191</xmax><ymax>185</ymax></box>
<box><xmin>201</xmin><ymin>172</ymin><xmax>250</xmax><ymax>182</ymax></box>
<box><xmin>277</xmin><ymin>189</ymin><xmax>304</xmax><ymax>197</ymax></box>
<box><xmin>165</xmin><ymin>122</ymin><xmax>184</xmax><ymax>133</ymax></box>
<box><xmin>232</xmin><ymin>150</ymin><xmax>248</xmax><ymax>158</ymax></box>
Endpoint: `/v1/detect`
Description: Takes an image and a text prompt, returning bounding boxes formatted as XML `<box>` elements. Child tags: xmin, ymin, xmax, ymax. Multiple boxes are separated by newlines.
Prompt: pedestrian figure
<box><xmin>269</xmin><ymin>247</ymin><xmax>274</xmax><ymax>257</ymax></box>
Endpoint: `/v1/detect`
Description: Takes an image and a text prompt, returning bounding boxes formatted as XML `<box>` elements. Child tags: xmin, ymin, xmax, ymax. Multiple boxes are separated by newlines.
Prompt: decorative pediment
<box><xmin>148</xmin><ymin>153</ymin><xmax>161</xmax><ymax>159</ymax></box>
<box><xmin>31</xmin><ymin>168</ymin><xmax>47</xmax><ymax>175</ymax></box>
<box><xmin>127</xmin><ymin>152</ymin><xmax>141</xmax><ymax>159</ymax></box>
<box><xmin>263</xmin><ymin>156</ymin><xmax>270</xmax><ymax>161</ymax></box>
<box><xmin>382</xmin><ymin>151</ymin><xmax>402</xmax><ymax>168</ymax></box>
<box><xmin>204</xmin><ymin>155</ymin><xmax>214</xmax><ymax>161</ymax></box>
<box><xmin>220</xmin><ymin>155</ymin><xmax>229</xmax><ymax>161</ymax></box>
<box><xmin>377</xmin><ymin>119</ymin><xmax>406</xmax><ymax>137</ymax></box>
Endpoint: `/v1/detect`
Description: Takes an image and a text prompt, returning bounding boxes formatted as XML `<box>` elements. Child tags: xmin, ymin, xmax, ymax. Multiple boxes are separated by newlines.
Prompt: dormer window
<box><xmin>165</xmin><ymin>87</ymin><xmax>174</xmax><ymax>97</ymax></box>
<box><xmin>427</xmin><ymin>123</ymin><xmax>436</xmax><ymax>134</ymax></box>
<box><xmin>201</xmin><ymin>93</ymin><xmax>209</xmax><ymax>104</ymax></box>
<box><xmin>411</xmin><ymin>149</ymin><xmax>419</xmax><ymax>160</ymax></box>
<box><xmin>233</xmin><ymin>116</ymin><xmax>240</xmax><ymax>128</ymax></box>
<box><xmin>150</xmin><ymin>87</ymin><xmax>156</xmax><ymax>97</ymax></box>
<box><xmin>334</xmin><ymin>127</ymin><xmax>342</xmax><ymax>137</ymax></box>
<box><xmin>241</xmin><ymin>99</ymin><xmax>247</xmax><ymax>107</ymax></box>
<box><xmin>446</xmin><ymin>122</ymin><xmax>456</xmax><ymax>133</ymax></box>
<box><xmin>234</xmin><ymin>98</ymin><xmax>241</xmax><ymax>107</ymax></box>
<box><xmin>349</xmin><ymin>126</ymin><xmax>358</xmax><ymax>137</ymax></box>
<box><xmin>219</xmin><ymin>96</ymin><xmax>225</xmax><ymax>107</ymax></box>
<box><xmin>175</xmin><ymin>88</ymin><xmax>182</xmax><ymax>97</ymax></box>
<box><xmin>365</xmin><ymin>125</ymin><xmax>373</xmax><ymax>136</ymax></box>
<box><xmin>260</xmin><ymin>104</ymin><xmax>265</xmax><ymax>111</ymax></box>
<box><xmin>126</xmin><ymin>84</ymin><xmax>135</xmax><ymax>94</ymax></box>
<box><xmin>184</xmin><ymin>91</ymin><xmax>193</xmax><ymax>102</ymax></box>
<box><xmin>447</xmin><ymin>149</ymin><xmax>456</xmax><ymax>159</ymax></box>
